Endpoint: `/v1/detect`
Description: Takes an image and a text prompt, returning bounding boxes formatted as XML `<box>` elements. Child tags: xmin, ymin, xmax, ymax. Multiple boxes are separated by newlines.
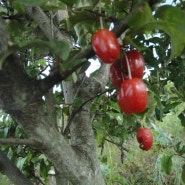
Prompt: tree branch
<box><xmin>0</xmin><ymin>138</ymin><xmax>42</xmax><ymax>147</ymax></box>
<box><xmin>25</xmin><ymin>7</ymin><xmax>71</xmax><ymax>45</ymax></box>
<box><xmin>35</xmin><ymin>61</ymin><xmax>87</xmax><ymax>96</ymax></box>
<box><xmin>0</xmin><ymin>150</ymin><xmax>33</xmax><ymax>185</ymax></box>
<box><xmin>104</xmin><ymin>138</ymin><xmax>129</xmax><ymax>152</ymax></box>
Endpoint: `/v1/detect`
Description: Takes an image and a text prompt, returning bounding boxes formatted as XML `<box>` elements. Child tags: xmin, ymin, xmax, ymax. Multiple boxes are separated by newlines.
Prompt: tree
<box><xmin>0</xmin><ymin>0</ymin><xmax>185</xmax><ymax>184</ymax></box>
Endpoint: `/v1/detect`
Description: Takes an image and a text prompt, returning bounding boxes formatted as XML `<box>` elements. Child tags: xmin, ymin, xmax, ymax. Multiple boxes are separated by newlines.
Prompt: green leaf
<box><xmin>178</xmin><ymin>113</ymin><xmax>185</xmax><ymax>127</ymax></box>
<box><xmin>7</xmin><ymin>148</ymin><xmax>13</xmax><ymax>160</ymax></box>
<box><xmin>127</xmin><ymin>2</ymin><xmax>154</xmax><ymax>29</ymax></box>
<box><xmin>17</xmin><ymin>157</ymin><xmax>27</xmax><ymax>170</ymax></box>
<box><xmin>49</xmin><ymin>40</ymin><xmax>70</xmax><ymax>61</ymax></box>
<box><xmin>43</xmin><ymin>1</ymin><xmax>66</xmax><ymax>10</ymax></box>
<box><xmin>154</xmin><ymin>5</ymin><xmax>185</xmax><ymax>60</ymax></box>
<box><xmin>182</xmin><ymin>164</ymin><xmax>185</xmax><ymax>183</ymax></box>
<box><xmin>161</xmin><ymin>155</ymin><xmax>173</xmax><ymax>175</ymax></box>
<box><xmin>13</xmin><ymin>0</ymin><xmax>47</xmax><ymax>6</ymax></box>
<box><xmin>3</xmin><ymin>127</ymin><xmax>9</xmax><ymax>137</ymax></box>
<box><xmin>96</xmin><ymin>129</ymin><xmax>105</xmax><ymax>146</ymax></box>
<box><xmin>40</xmin><ymin>159</ymin><xmax>51</xmax><ymax>179</ymax></box>
<box><xmin>127</xmin><ymin>5</ymin><xmax>185</xmax><ymax>60</ymax></box>
<box><xmin>60</xmin><ymin>0</ymin><xmax>76</xmax><ymax>7</ymax></box>
<box><xmin>74</xmin><ymin>0</ymin><xmax>98</xmax><ymax>8</ymax></box>
<box><xmin>68</xmin><ymin>11</ymin><xmax>95</xmax><ymax>28</ymax></box>
<box><xmin>13</xmin><ymin>0</ymin><xmax>67</xmax><ymax>12</ymax></box>
<box><xmin>174</xmin><ymin>142</ymin><xmax>185</xmax><ymax>155</ymax></box>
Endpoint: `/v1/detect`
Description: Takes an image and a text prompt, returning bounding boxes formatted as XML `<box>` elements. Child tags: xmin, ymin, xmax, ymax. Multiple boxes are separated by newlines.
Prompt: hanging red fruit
<box><xmin>117</xmin><ymin>78</ymin><xmax>148</xmax><ymax>114</ymax></box>
<box><xmin>136</xmin><ymin>128</ymin><xmax>153</xmax><ymax>151</ymax></box>
<box><xmin>92</xmin><ymin>29</ymin><xmax>120</xmax><ymax>64</ymax></box>
<box><xmin>122</xmin><ymin>50</ymin><xmax>145</xmax><ymax>78</ymax></box>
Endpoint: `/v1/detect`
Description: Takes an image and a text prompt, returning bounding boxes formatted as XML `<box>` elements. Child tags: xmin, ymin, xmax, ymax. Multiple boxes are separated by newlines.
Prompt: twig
<box><xmin>63</xmin><ymin>88</ymin><xmax>114</xmax><ymax>136</ymax></box>
<box><xmin>84</xmin><ymin>9</ymin><xmax>118</xmax><ymax>22</ymax></box>
<box><xmin>130</xmin><ymin>0</ymin><xmax>135</xmax><ymax>12</ymax></box>
<box><xmin>104</xmin><ymin>138</ymin><xmax>129</xmax><ymax>152</ymax></box>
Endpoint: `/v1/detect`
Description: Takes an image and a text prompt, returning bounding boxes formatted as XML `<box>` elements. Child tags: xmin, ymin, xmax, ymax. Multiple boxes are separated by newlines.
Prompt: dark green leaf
<box><xmin>50</xmin><ymin>40</ymin><xmax>70</xmax><ymax>61</ymax></box>
<box><xmin>161</xmin><ymin>155</ymin><xmax>173</xmax><ymax>175</ymax></box>
<box><xmin>154</xmin><ymin>5</ymin><xmax>185</xmax><ymax>59</ymax></box>
<box><xmin>61</xmin><ymin>0</ymin><xmax>76</xmax><ymax>7</ymax></box>
<box><xmin>127</xmin><ymin>2</ymin><xmax>154</xmax><ymax>29</ymax></box>
<box><xmin>68</xmin><ymin>11</ymin><xmax>95</xmax><ymax>28</ymax></box>
<box><xmin>174</xmin><ymin>142</ymin><xmax>185</xmax><ymax>155</ymax></box>
<box><xmin>182</xmin><ymin>164</ymin><xmax>185</xmax><ymax>183</ymax></box>
<box><xmin>74</xmin><ymin>0</ymin><xmax>98</xmax><ymax>8</ymax></box>
<box><xmin>42</xmin><ymin>1</ymin><xmax>66</xmax><ymax>10</ymax></box>
<box><xmin>96</xmin><ymin>129</ymin><xmax>105</xmax><ymax>146</ymax></box>
<box><xmin>178</xmin><ymin>113</ymin><xmax>185</xmax><ymax>127</ymax></box>
<box><xmin>40</xmin><ymin>159</ymin><xmax>51</xmax><ymax>179</ymax></box>
<box><xmin>13</xmin><ymin>0</ymin><xmax>47</xmax><ymax>6</ymax></box>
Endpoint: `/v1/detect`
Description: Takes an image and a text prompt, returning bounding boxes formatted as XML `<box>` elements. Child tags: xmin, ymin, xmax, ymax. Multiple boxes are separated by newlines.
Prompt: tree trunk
<box><xmin>0</xmin><ymin>13</ymin><xmax>106</xmax><ymax>185</ymax></box>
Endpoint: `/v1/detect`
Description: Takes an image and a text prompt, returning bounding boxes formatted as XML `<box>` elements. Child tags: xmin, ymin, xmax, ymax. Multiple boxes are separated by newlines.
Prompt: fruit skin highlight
<box><xmin>117</xmin><ymin>78</ymin><xmax>148</xmax><ymax>115</ymax></box>
<box><xmin>92</xmin><ymin>29</ymin><xmax>120</xmax><ymax>64</ymax></box>
<box><xmin>136</xmin><ymin>128</ymin><xmax>153</xmax><ymax>151</ymax></box>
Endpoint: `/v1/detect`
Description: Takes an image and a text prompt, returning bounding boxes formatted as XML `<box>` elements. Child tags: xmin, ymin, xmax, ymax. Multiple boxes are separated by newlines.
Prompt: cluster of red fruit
<box><xmin>92</xmin><ymin>28</ymin><xmax>153</xmax><ymax>150</ymax></box>
<box><xmin>92</xmin><ymin>28</ymin><xmax>147</xmax><ymax>114</ymax></box>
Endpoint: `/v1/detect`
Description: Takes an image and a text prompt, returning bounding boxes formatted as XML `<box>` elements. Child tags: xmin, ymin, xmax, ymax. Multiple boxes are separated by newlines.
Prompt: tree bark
<box><xmin>0</xmin><ymin>4</ymin><xmax>113</xmax><ymax>184</ymax></box>
<box><xmin>0</xmin><ymin>5</ymin><xmax>111</xmax><ymax>184</ymax></box>
<box><xmin>24</xmin><ymin>6</ymin><xmax>107</xmax><ymax>185</ymax></box>
<box><xmin>0</xmin><ymin>17</ymin><xmax>9</xmax><ymax>59</ymax></box>
<box><xmin>0</xmin><ymin>20</ymin><xmax>106</xmax><ymax>185</ymax></box>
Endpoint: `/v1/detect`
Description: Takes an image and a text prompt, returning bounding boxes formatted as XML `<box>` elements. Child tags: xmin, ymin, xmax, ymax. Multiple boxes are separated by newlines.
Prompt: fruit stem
<box><xmin>140</xmin><ymin>120</ymin><xmax>144</xmax><ymax>128</ymax></box>
<box><xmin>125</xmin><ymin>54</ymin><xmax>132</xmax><ymax>79</ymax></box>
<box><xmin>99</xmin><ymin>1</ymin><xmax>103</xmax><ymax>29</ymax></box>
<box><xmin>140</xmin><ymin>114</ymin><xmax>146</xmax><ymax>128</ymax></box>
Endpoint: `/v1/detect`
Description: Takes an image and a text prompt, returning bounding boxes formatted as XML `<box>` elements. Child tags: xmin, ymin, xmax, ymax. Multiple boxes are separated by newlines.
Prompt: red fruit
<box><xmin>136</xmin><ymin>128</ymin><xmax>153</xmax><ymax>151</ymax></box>
<box><xmin>110</xmin><ymin>62</ymin><xmax>124</xmax><ymax>89</ymax></box>
<box><xmin>117</xmin><ymin>78</ymin><xmax>148</xmax><ymax>114</ymax></box>
<box><xmin>92</xmin><ymin>29</ymin><xmax>120</xmax><ymax>64</ymax></box>
<box><xmin>122</xmin><ymin>50</ymin><xmax>145</xmax><ymax>78</ymax></box>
